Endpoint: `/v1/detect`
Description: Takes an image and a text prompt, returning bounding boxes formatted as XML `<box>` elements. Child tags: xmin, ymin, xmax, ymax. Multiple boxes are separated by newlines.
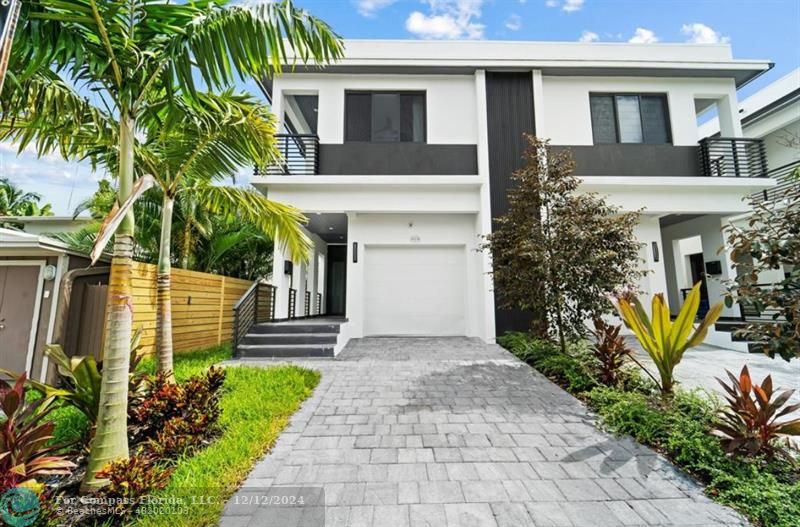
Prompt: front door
<box><xmin>688</xmin><ymin>253</ymin><xmax>710</xmax><ymax>317</ymax></box>
<box><xmin>326</xmin><ymin>245</ymin><xmax>347</xmax><ymax>316</ymax></box>
<box><xmin>0</xmin><ymin>263</ymin><xmax>43</xmax><ymax>375</ymax></box>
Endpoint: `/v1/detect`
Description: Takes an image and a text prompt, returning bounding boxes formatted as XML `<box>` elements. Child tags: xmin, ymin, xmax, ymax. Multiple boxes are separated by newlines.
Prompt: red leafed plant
<box><xmin>714</xmin><ymin>365</ymin><xmax>800</xmax><ymax>458</ymax></box>
<box><xmin>0</xmin><ymin>374</ymin><xmax>75</xmax><ymax>492</ymax></box>
<box><xmin>96</xmin><ymin>455</ymin><xmax>174</xmax><ymax>517</ymax></box>
<box><xmin>590</xmin><ymin>319</ymin><xmax>633</xmax><ymax>386</ymax></box>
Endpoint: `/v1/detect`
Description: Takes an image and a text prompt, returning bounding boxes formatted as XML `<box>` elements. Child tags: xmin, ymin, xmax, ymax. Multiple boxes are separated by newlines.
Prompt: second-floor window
<box><xmin>345</xmin><ymin>91</ymin><xmax>426</xmax><ymax>143</ymax></box>
<box><xmin>590</xmin><ymin>94</ymin><xmax>671</xmax><ymax>145</ymax></box>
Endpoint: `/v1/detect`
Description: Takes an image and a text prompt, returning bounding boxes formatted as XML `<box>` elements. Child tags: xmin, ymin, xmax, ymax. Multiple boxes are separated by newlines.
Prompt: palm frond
<box><xmin>197</xmin><ymin>184</ymin><xmax>310</xmax><ymax>262</ymax></box>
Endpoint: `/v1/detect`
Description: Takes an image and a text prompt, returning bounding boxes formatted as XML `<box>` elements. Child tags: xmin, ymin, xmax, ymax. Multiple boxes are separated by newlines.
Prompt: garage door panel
<box><xmin>364</xmin><ymin>246</ymin><xmax>466</xmax><ymax>336</ymax></box>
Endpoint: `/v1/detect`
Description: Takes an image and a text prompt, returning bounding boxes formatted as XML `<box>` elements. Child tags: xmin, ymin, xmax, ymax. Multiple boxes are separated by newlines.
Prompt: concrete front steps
<box><xmin>236</xmin><ymin>317</ymin><xmax>345</xmax><ymax>358</ymax></box>
<box><xmin>711</xmin><ymin>319</ymin><xmax>768</xmax><ymax>353</ymax></box>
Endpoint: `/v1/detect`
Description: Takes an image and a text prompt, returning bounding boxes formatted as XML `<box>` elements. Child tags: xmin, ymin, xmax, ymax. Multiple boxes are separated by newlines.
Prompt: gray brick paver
<box><xmin>220</xmin><ymin>337</ymin><xmax>750</xmax><ymax>526</ymax></box>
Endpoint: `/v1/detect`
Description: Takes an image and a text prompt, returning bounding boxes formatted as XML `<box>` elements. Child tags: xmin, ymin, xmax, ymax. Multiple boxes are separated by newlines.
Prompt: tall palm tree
<box><xmin>139</xmin><ymin>91</ymin><xmax>309</xmax><ymax>380</ymax></box>
<box><xmin>0</xmin><ymin>177</ymin><xmax>53</xmax><ymax>216</ymax></box>
<box><xmin>1</xmin><ymin>0</ymin><xmax>342</xmax><ymax>490</ymax></box>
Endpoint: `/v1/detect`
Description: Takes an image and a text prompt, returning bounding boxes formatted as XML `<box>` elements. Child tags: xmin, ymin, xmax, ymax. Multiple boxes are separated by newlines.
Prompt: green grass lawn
<box><xmin>47</xmin><ymin>345</ymin><xmax>320</xmax><ymax>527</ymax></box>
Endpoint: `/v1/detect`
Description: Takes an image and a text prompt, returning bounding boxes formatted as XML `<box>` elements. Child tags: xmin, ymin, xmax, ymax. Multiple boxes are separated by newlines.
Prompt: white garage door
<box><xmin>364</xmin><ymin>245</ymin><xmax>466</xmax><ymax>336</ymax></box>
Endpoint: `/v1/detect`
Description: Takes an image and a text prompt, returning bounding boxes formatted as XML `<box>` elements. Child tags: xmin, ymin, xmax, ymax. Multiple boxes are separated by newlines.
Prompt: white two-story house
<box><xmin>240</xmin><ymin>40</ymin><xmax>775</xmax><ymax>357</ymax></box>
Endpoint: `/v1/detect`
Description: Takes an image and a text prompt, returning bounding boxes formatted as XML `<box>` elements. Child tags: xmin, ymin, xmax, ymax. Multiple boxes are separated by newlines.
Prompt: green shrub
<box><xmin>536</xmin><ymin>353</ymin><xmax>597</xmax><ymax>393</ymax></box>
<box><xmin>709</xmin><ymin>469</ymin><xmax>800</xmax><ymax>527</ymax></box>
<box><xmin>586</xmin><ymin>387</ymin><xmax>668</xmax><ymax>444</ymax></box>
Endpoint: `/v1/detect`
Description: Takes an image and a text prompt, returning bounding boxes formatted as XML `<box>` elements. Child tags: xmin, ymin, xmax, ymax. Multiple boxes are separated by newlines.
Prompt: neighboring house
<box><xmin>250</xmin><ymin>40</ymin><xmax>776</xmax><ymax>355</ymax></box>
<box><xmin>1</xmin><ymin>215</ymin><xmax>93</xmax><ymax>235</ymax></box>
<box><xmin>0</xmin><ymin>228</ymin><xmax>108</xmax><ymax>381</ymax></box>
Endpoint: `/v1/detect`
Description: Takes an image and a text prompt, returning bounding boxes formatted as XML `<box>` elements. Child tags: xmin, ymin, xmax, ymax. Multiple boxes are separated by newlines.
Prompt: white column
<box><xmin>717</xmin><ymin>93</ymin><xmax>743</xmax><ymax>138</ymax></box>
<box><xmin>474</xmin><ymin>69</ymin><xmax>496</xmax><ymax>342</ymax></box>
<box><xmin>272</xmin><ymin>240</ymin><xmax>291</xmax><ymax>319</ymax></box>
<box><xmin>532</xmin><ymin>70</ymin><xmax>545</xmax><ymax>138</ymax></box>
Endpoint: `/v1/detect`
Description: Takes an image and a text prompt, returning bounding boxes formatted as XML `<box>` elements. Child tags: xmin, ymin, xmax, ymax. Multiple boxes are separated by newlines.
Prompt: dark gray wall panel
<box><xmin>485</xmin><ymin>72</ymin><xmax>537</xmax><ymax>335</ymax></box>
<box><xmin>319</xmin><ymin>143</ymin><xmax>477</xmax><ymax>175</ymax></box>
<box><xmin>485</xmin><ymin>72</ymin><xmax>535</xmax><ymax>217</ymax></box>
<box><xmin>552</xmin><ymin>144</ymin><xmax>701</xmax><ymax>177</ymax></box>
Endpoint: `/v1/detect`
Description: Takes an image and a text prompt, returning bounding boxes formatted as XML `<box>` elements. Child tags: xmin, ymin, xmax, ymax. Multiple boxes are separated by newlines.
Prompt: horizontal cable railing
<box><xmin>254</xmin><ymin>134</ymin><xmax>319</xmax><ymax>176</ymax></box>
<box><xmin>316</xmin><ymin>292</ymin><xmax>323</xmax><ymax>315</ymax></box>
<box><xmin>304</xmin><ymin>290</ymin><xmax>311</xmax><ymax>317</ymax></box>
<box><xmin>232</xmin><ymin>281</ymin><xmax>276</xmax><ymax>357</ymax></box>
<box><xmin>751</xmin><ymin>160</ymin><xmax>800</xmax><ymax>204</ymax></box>
<box><xmin>698</xmin><ymin>137</ymin><xmax>768</xmax><ymax>178</ymax></box>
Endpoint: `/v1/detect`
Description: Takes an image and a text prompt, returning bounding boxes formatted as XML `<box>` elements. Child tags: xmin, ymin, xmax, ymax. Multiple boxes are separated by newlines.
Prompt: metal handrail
<box><xmin>232</xmin><ymin>281</ymin><xmax>277</xmax><ymax>357</ymax></box>
<box><xmin>316</xmin><ymin>292</ymin><xmax>323</xmax><ymax>315</ymax></box>
<box><xmin>288</xmin><ymin>288</ymin><xmax>297</xmax><ymax>319</ymax></box>
<box><xmin>698</xmin><ymin>137</ymin><xmax>768</xmax><ymax>178</ymax></box>
<box><xmin>752</xmin><ymin>160</ymin><xmax>800</xmax><ymax>203</ymax></box>
<box><xmin>255</xmin><ymin>134</ymin><xmax>320</xmax><ymax>176</ymax></box>
<box><xmin>304</xmin><ymin>290</ymin><xmax>311</xmax><ymax>317</ymax></box>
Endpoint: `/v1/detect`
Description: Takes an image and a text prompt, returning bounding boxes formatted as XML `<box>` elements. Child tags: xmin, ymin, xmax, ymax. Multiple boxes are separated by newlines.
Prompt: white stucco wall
<box><xmin>540</xmin><ymin>76</ymin><xmax>740</xmax><ymax>146</ymax></box>
<box><xmin>345</xmin><ymin>213</ymin><xmax>489</xmax><ymax>341</ymax></box>
<box><xmin>634</xmin><ymin>215</ymin><xmax>669</xmax><ymax>307</ymax></box>
<box><xmin>273</xmin><ymin>74</ymin><xmax>478</xmax><ymax>145</ymax></box>
<box><xmin>760</xmin><ymin>120</ymin><xmax>800</xmax><ymax>169</ymax></box>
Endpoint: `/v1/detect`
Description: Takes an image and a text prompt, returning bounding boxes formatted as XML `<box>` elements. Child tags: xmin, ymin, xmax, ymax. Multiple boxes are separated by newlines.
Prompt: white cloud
<box><xmin>505</xmin><ymin>14</ymin><xmax>522</xmax><ymax>31</ymax></box>
<box><xmin>628</xmin><ymin>27</ymin><xmax>658</xmax><ymax>44</ymax></box>
<box><xmin>355</xmin><ymin>0</ymin><xmax>396</xmax><ymax>17</ymax></box>
<box><xmin>562</xmin><ymin>0</ymin><xmax>584</xmax><ymax>12</ymax></box>
<box><xmin>681</xmin><ymin>23</ymin><xmax>729</xmax><ymax>44</ymax></box>
<box><xmin>545</xmin><ymin>0</ymin><xmax>558</xmax><ymax>7</ymax></box>
<box><xmin>579</xmin><ymin>30</ymin><xmax>599</xmax><ymax>42</ymax></box>
<box><xmin>405</xmin><ymin>0</ymin><xmax>485</xmax><ymax>40</ymax></box>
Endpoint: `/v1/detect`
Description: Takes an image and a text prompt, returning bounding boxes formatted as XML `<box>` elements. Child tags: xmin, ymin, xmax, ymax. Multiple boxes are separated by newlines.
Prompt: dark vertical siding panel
<box><xmin>486</xmin><ymin>72</ymin><xmax>535</xmax><ymax>217</ymax></box>
<box><xmin>485</xmin><ymin>72</ymin><xmax>537</xmax><ymax>335</ymax></box>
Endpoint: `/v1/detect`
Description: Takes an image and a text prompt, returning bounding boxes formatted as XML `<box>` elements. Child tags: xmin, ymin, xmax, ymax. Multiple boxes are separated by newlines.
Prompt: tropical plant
<box><xmin>0</xmin><ymin>177</ymin><xmax>53</xmax><ymax>223</ymax></box>
<box><xmin>481</xmin><ymin>135</ymin><xmax>642</xmax><ymax>352</ymax></box>
<box><xmin>616</xmin><ymin>281</ymin><xmax>723</xmax><ymax>395</ymax></box>
<box><xmin>724</xmin><ymin>173</ymin><xmax>800</xmax><ymax>361</ymax></box>
<box><xmin>1</xmin><ymin>0</ymin><xmax>342</xmax><ymax>489</ymax></box>
<box><xmin>714</xmin><ymin>365</ymin><xmax>800</xmax><ymax>459</ymax></box>
<box><xmin>590</xmin><ymin>319</ymin><xmax>634</xmax><ymax>387</ymax></box>
<box><xmin>96</xmin><ymin>455</ymin><xmax>174</xmax><ymax>516</ymax></box>
<box><xmin>1</xmin><ymin>328</ymin><xmax>144</xmax><ymax>428</ymax></box>
<box><xmin>135</xmin><ymin>93</ymin><xmax>309</xmax><ymax>379</ymax></box>
<box><xmin>0</xmin><ymin>375</ymin><xmax>75</xmax><ymax>492</ymax></box>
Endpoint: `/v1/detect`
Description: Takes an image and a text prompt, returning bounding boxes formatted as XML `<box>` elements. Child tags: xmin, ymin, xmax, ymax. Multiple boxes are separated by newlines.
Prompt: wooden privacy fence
<box><xmin>129</xmin><ymin>261</ymin><xmax>253</xmax><ymax>356</ymax></box>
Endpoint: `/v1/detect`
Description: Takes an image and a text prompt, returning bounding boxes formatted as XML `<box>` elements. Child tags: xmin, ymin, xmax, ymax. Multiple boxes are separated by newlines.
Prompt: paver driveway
<box><xmin>220</xmin><ymin>338</ymin><xmax>748</xmax><ymax>527</ymax></box>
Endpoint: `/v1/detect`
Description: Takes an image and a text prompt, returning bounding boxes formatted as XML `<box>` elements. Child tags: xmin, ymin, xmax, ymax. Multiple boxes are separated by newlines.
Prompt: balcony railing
<box><xmin>752</xmin><ymin>160</ymin><xmax>800</xmax><ymax>204</ymax></box>
<box><xmin>255</xmin><ymin>134</ymin><xmax>319</xmax><ymax>176</ymax></box>
<box><xmin>698</xmin><ymin>137</ymin><xmax>768</xmax><ymax>178</ymax></box>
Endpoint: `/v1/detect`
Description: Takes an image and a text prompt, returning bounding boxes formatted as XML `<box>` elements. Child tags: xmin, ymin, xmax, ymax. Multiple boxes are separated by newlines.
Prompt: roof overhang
<box><xmin>276</xmin><ymin>40</ymin><xmax>773</xmax><ymax>88</ymax></box>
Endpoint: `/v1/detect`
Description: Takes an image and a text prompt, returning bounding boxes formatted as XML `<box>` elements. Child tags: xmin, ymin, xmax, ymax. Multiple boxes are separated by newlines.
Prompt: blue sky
<box><xmin>2</xmin><ymin>0</ymin><xmax>799</xmax><ymax>215</ymax></box>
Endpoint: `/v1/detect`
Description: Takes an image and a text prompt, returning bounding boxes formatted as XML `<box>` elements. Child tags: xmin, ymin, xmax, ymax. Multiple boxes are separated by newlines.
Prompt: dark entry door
<box><xmin>0</xmin><ymin>264</ymin><xmax>41</xmax><ymax>375</ymax></box>
<box><xmin>688</xmin><ymin>253</ymin><xmax>710</xmax><ymax>317</ymax></box>
<box><xmin>326</xmin><ymin>245</ymin><xmax>347</xmax><ymax>316</ymax></box>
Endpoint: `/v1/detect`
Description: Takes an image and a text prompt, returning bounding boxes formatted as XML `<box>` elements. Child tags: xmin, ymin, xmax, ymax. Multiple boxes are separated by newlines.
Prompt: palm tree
<box><xmin>0</xmin><ymin>177</ymin><xmax>53</xmax><ymax>217</ymax></box>
<box><xmin>1</xmin><ymin>0</ymin><xmax>342</xmax><ymax>490</ymax></box>
<box><xmin>139</xmin><ymin>91</ymin><xmax>309</xmax><ymax>380</ymax></box>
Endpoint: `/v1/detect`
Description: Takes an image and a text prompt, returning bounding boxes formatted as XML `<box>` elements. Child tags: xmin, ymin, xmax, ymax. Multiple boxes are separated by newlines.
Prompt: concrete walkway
<box><xmin>220</xmin><ymin>338</ymin><xmax>748</xmax><ymax>527</ymax></box>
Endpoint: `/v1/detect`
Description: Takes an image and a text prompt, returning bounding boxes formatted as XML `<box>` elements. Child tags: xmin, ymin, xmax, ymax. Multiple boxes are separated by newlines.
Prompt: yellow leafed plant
<box><xmin>616</xmin><ymin>282</ymin><xmax>723</xmax><ymax>394</ymax></box>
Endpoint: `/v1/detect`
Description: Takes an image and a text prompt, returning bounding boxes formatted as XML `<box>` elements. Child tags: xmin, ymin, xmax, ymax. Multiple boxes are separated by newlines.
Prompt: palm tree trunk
<box><xmin>181</xmin><ymin>219</ymin><xmax>192</xmax><ymax>269</ymax></box>
<box><xmin>82</xmin><ymin>113</ymin><xmax>135</xmax><ymax>491</ymax></box>
<box><xmin>156</xmin><ymin>194</ymin><xmax>175</xmax><ymax>382</ymax></box>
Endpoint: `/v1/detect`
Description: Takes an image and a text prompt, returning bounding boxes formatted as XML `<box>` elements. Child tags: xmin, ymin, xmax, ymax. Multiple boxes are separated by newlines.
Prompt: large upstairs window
<box><xmin>590</xmin><ymin>94</ymin><xmax>671</xmax><ymax>144</ymax></box>
<box><xmin>345</xmin><ymin>91</ymin><xmax>426</xmax><ymax>143</ymax></box>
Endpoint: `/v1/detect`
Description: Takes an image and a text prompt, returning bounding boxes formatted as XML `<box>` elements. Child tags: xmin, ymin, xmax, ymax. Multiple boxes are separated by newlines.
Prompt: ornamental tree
<box><xmin>725</xmin><ymin>169</ymin><xmax>799</xmax><ymax>361</ymax></box>
<box><xmin>482</xmin><ymin>135</ymin><xmax>642</xmax><ymax>352</ymax></box>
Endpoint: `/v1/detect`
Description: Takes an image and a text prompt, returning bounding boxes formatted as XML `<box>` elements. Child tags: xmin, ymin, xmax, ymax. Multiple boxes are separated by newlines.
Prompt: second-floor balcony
<box><xmin>255</xmin><ymin>133</ymin><xmax>479</xmax><ymax>177</ymax></box>
<box><xmin>259</xmin><ymin>134</ymin><xmax>769</xmax><ymax>180</ymax></box>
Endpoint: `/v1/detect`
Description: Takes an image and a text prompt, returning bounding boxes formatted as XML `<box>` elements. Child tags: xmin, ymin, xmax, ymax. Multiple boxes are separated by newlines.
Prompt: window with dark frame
<box><xmin>345</xmin><ymin>91</ymin><xmax>426</xmax><ymax>143</ymax></box>
<box><xmin>590</xmin><ymin>94</ymin><xmax>671</xmax><ymax>145</ymax></box>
